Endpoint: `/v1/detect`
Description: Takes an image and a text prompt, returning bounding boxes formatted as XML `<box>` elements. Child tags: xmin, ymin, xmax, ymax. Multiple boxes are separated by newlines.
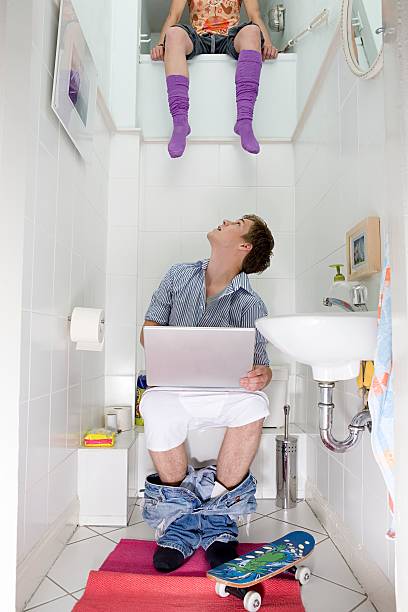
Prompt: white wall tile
<box><xmin>24</xmin><ymin>476</ymin><xmax>48</xmax><ymax>556</ymax></box>
<box><xmin>36</xmin><ymin>144</ymin><xmax>58</xmax><ymax>236</ymax></box>
<box><xmin>110</xmin><ymin>134</ymin><xmax>140</xmax><ymax>178</ymax></box>
<box><xmin>256</xmin><ymin>144</ymin><xmax>294</xmax><ymax>187</ymax></box>
<box><xmin>22</xmin><ymin>217</ymin><xmax>34</xmax><ymax>311</ymax></box>
<box><xmin>30</xmin><ymin>313</ymin><xmax>52</xmax><ymax>399</ymax></box>
<box><xmin>20</xmin><ymin>311</ymin><xmax>31</xmax><ymax>404</ymax></box>
<box><xmin>139</xmin><ymin>231</ymin><xmax>182</xmax><ymax>277</ymax></box>
<box><xmin>17</xmin><ymin>401</ymin><xmax>29</xmax><ymax>562</ymax></box>
<box><xmin>144</xmin><ymin>143</ymin><xmax>219</xmax><ymax>187</ymax></box>
<box><xmin>344</xmin><ymin>470</ymin><xmax>363</xmax><ymax>544</ymax></box>
<box><xmin>250</xmin><ymin>278</ymin><xmax>294</xmax><ymax>315</ymax></box>
<box><xmin>219</xmin><ymin>144</ymin><xmax>256</xmax><ymax>187</ymax></box>
<box><xmin>27</xmin><ymin>396</ymin><xmax>51</xmax><ymax>488</ymax></box>
<box><xmin>218</xmin><ymin>188</ymin><xmax>257</xmax><ymax>220</ymax></box>
<box><xmin>257</xmin><ymin>187</ymin><xmax>294</xmax><ymax>232</ymax></box>
<box><xmin>106</xmin><ymin>275</ymin><xmax>137</xmax><ymax>326</ymax></box>
<box><xmin>180</xmin><ymin>232</ymin><xmax>211</xmax><ymax>263</ymax></box>
<box><xmin>141</xmin><ymin>186</ymin><xmax>182</xmax><ymax>232</ymax></box>
<box><xmin>105</xmin><ymin>375</ymin><xmax>135</xmax><ymax>407</ymax></box>
<box><xmin>108</xmin><ymin>226</ymin><xmax>138</xmax><ymax>275</ymax></box>
<box><xmin>329</xmin><ymin>456</ymin><xmax>344</xmax><ymax>520</ymax></box>
<box><xmin>53</xmin><ymin>243</ymin><xmax>71</xmax><ymax>317</ymax></box>
<box><xmin>105</xmin><ymin>324</ymin><xmax>137</xmax><ymax>376</ymax></box>
<box><xmin>260</xmin><ymin>232</ymin><xmax>294</xmax><ymax>278</ymax></box>
<box><xmin>49</xmin><ymin>389</ymin><xmax>70</xmax><ymax>471</ymax></box>
<box><xmin>32</xmin><ymin>226</ymin><xmax>54</xmax><ymax>315</ymax></box>
<box><xmin>67</xmin><ymin>384</ymin><xmax>81</xmax><ymax>450</ymax></box>
<box><xmin>50</xmin><ymin>317</ymin><xmax>69</xmax><ymax>393</ymax></box>
<box><xmin>316</xmin><ymin>445</ymin><xmax>329</xmax><ymax>501</ymax></box>
<box><xmin>48</xmin><ymin>453</ymin><xmax>77</xmax><ymax>525</ymax></box>
<box><xmin>109</xmin><ymin>178</ymin><xmax>139</xmax><ymax>227</ymax></box>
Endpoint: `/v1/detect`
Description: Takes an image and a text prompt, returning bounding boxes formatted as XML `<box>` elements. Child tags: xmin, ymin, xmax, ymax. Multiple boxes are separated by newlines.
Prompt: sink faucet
<box><xmin>323</xmin><ymin>297</ymin><xmax>356</xmax><ymax>312</ymax></box>
<box><xmin>323</xmin><ymin>285</ymin><xmax>368</xmax><ymax>312</ymax></box>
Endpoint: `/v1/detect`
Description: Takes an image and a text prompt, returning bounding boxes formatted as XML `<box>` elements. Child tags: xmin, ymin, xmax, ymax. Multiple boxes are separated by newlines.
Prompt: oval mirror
<box><xmin>341</xmin><ymin>0</ymin><xmax>384</xmax><ymax>79</ymax></box>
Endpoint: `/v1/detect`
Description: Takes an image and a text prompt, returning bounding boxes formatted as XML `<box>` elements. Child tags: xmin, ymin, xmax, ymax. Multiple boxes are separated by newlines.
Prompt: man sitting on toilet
<box><xmin>140</xmin><ymin>214</ymin><xmax>273</xmax><ymax>572</ymax></box>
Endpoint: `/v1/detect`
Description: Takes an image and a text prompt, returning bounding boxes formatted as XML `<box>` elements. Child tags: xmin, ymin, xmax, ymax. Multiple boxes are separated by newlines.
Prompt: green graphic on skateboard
<box><xmin>207</xmin><ymin>530</ymin><xmax>315</xmax><ymax>610</ymax></box>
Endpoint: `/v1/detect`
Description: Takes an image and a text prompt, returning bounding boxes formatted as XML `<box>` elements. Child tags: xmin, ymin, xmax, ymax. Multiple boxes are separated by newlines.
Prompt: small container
<box><xmin>276</xmin><ymin>405</ymin><xmax>297</xmax><ymax>509</ymax></box>
<box><xmin>135</xmin><ymin>371</ymin><xmax>148</xmax><ymax>426</ymax></box>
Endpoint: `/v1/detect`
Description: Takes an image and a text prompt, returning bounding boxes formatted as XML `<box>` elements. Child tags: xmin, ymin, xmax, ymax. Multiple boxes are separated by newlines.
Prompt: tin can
<box><xmin>135</xmin><ymin>371</ymin><xmax>148</xmax><ymax>426</ymax></box>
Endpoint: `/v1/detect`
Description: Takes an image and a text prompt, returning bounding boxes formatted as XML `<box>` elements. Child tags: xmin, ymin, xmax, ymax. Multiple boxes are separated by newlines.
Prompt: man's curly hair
<box><xmin>241</xmin><ymin>214</ymin><xmax>274</xmax><ymax>275</ymax></box>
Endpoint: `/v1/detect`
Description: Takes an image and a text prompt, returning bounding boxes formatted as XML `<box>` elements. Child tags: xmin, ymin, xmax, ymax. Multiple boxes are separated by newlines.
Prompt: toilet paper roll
<box><xmin>106</xmin><ymin>406</ymin><xmax>133</xmax><ymax>431</ymax></box>
<box><xmin>70</xmin><ymin>307</ymin><xmax>105</xmax><ymax>351</ymax></box>
<box><xmin>105</xmin><ymin>413</ymin><xmax>118</xmax><ymax>431</ymax></box>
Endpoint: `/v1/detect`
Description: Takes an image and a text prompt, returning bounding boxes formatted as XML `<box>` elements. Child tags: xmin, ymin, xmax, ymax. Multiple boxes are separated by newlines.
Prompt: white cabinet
<box><xmin>78</xmin><ymin>430</ymin><xmax>138</xmax><ymax>526</ymax></box>
<box><xmin>137</xmin><ymin>54</ymin><xmax>297</xmax><ymax>140</ymax></box>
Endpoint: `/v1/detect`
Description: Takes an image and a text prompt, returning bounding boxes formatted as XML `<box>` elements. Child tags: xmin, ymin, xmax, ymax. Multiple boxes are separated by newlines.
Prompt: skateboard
<box><xmin>207</xmin><ymin>530</ymin><xmax>315</xmax><ymax>611</ymax></box>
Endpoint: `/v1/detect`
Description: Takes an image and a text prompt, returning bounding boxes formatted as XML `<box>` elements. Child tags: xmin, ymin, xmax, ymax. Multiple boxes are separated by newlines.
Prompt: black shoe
<box><xmin>153</xmin><ymin>545</ymin><xmax>186</xmax><ymax>572</ymax></box>
<box><xmin>205</xmin><ymin>540</ymin><xmax>238</xmax><ymax>569</ymax></box>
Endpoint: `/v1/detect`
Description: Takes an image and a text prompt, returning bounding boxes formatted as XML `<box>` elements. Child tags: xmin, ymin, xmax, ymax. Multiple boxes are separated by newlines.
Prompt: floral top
<box><xmin>188</xmin><ymin>0</ymin><xmax>242</xmax><ymax>36</ymax></box>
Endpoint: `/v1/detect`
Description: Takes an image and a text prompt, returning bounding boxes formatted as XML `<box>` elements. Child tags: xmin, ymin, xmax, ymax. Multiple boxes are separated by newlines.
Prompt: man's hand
<box><xmin>262</xmin><ymin>42</ymin><xmax>278</xmax><ymax>61</ymax></box>
<box><xmin>151</xmin><ymin>44</ymin><xmax>165</xmax><ymax>61</ymax></box>
<box><xmin>240</xmin><ymin>365</ymin><xmax>272</xmax><ymax>391</ymax></box>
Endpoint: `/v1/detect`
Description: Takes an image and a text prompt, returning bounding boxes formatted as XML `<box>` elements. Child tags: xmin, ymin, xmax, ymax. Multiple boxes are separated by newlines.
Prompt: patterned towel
<box><xmin>368</xmin><ymin>238</ymin><xmax>395</xmax><ymax>539</ymax></box>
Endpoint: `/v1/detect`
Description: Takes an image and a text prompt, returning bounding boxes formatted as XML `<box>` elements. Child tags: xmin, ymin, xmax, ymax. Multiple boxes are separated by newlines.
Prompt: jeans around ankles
<box><xmin>142</xmin><ymin>465</ymin><xmax>257</xmax><ymax>558</ymax></box>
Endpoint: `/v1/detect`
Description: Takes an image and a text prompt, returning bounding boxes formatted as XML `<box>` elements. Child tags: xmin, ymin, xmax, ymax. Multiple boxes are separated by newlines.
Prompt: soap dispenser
<box><xmin>328</xmin><ymin>264</ymin><xmax>355</xmax><ymax>303</ymax></box>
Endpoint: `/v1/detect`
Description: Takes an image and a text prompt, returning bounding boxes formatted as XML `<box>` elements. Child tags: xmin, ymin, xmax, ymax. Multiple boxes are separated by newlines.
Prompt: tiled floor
<box><xmin>24</xmin><ymin>499</ymin><xmax>377</xmax><ymax>612</ymax></box>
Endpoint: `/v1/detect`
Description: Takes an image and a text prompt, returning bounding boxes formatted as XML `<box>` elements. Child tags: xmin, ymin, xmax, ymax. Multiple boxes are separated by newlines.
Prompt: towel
<box><xmin>368</xmin><ymin>238</ymin><xmax>395</xmax><ymax>539</ymax></box>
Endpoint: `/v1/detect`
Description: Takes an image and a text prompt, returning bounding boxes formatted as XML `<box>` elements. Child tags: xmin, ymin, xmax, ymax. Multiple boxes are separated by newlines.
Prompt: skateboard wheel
<box><xmin>295</xmin><ymin>566</ymin><xmax>311</xmax><ymax>585</ymax></box>
<box><xmin>243</xmin><ymin>591</ymin><xmax>262</xmax><ymax>611</ymax></box>
<box><xmin>215</xmin><ymin>583</ymin><xmax>230</xmax><ymax>598</ymax></box>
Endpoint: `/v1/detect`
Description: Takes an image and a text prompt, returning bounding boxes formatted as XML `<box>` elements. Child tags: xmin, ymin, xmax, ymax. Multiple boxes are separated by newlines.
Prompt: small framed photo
<box><xmin>51</xmin><ymin>0</ymin><xmax>97</xmax><ymax>160</ymax></box>
<box><xmin>346</xmin><ymin>217</ymin><xmax>381</xmax><ymax>280</ymax></box>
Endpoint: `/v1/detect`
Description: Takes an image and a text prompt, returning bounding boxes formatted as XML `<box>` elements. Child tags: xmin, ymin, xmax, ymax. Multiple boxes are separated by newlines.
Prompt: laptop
<box><xmin>143</xmin><ymin>326</ymin><xmax>256</xmax><ymax>388</ymax></box>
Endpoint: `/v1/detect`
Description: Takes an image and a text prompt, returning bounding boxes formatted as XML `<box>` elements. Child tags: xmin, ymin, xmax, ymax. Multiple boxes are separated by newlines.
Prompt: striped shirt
<box><xmin>145</xmin><ymin>260</ymin><xmax>269</xmax><ymax>366</ymax></box>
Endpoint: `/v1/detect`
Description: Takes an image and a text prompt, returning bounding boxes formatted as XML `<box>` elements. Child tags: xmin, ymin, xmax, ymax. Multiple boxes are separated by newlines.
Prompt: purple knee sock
<box><xmin>166</xmin><ymin>75</ymin><xmax>190</xmax><ymax>159</ymax></box>
<box><xmin>234</xmin><ymin>50</ymin><xmax>262</xmax><ymax>154</ymax></box>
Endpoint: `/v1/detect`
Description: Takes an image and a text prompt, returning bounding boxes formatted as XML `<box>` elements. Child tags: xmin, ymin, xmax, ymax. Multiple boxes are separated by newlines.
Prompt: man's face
<box><xmin>207</xmin><ymin>217</ymin><xmax>254</xmax><ymax>250</ymax></box>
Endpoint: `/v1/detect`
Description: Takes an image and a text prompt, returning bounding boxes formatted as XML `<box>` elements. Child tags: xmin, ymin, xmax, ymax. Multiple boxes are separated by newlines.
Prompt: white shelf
<box><xmin>78</xmin><ymin>430</ymin><xmax>138</xmax><ymax>526</ymax></box>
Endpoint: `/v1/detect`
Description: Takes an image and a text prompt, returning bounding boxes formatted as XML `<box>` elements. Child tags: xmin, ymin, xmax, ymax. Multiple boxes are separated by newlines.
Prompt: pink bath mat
<box><xmin>73</xmin><ymin>539</ymin><xmax>305</xmax><ymax>611</ymax></box>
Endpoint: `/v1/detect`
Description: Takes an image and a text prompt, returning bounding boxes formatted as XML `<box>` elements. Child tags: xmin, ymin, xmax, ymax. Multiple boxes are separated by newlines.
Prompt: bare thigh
<box><xmin>233</xmin><ymin>24</ymin><xmax>262</xmax><ymax>53</ymax></box>
<box><xmin>165</xmin><ymin>26</ymin><xmax>194</xmax><ymax>56</ymax></box>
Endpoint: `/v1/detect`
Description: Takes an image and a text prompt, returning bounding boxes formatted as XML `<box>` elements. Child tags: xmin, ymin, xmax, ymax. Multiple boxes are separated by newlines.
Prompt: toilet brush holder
<box><xmin>276</xmin><ymin>404</ymin><xmax>297</xmax><ymax>509</ymax></box>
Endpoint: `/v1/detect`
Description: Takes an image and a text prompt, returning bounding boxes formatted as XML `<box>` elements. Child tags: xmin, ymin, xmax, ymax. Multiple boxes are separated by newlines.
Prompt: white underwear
<box><xmin>139</xmin><ymin>387</ymin><xmax>270</xmax><ymax>452</ymax></box>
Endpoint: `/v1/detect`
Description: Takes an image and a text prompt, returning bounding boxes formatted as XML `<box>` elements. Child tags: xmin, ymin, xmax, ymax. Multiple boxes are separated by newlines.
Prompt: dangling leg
<box><xmin>233</xmin><ymin>25</ymin><xmax>262</xmax><ymax>154</ymax></box>
<box><xmin>164</xmin><ymin>27</ymin><xmax>194</xmax><ymax>158</ymax></box>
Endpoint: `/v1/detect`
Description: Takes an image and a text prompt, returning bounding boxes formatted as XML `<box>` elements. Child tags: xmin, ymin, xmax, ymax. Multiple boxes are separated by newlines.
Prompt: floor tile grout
<box><xmin>348</xmin><ymin>596</ymin><xmax>373</xmax><ymax>612</ymax></box>
<box><xmin>311</xmin><ymin>572</ymin><xmax>366</xmax><ymax>596</ymax></box>
<box><xmin>264</xmin><ymin>514</ymin><xmax>328</xmax><ymax>537</ymax></box>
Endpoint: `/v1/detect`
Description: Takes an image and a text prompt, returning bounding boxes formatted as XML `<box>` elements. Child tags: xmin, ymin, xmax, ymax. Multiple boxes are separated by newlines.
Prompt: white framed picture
<box><xmin>51</xmin><ymin>0</ymin><xmax>97</xmax><ymax>160</ymax></box>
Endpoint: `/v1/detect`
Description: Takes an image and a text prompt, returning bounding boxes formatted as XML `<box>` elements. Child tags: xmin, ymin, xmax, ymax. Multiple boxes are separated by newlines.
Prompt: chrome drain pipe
<box><xmin>318</xmin><ymin>382</ymin><xmax>372</xmax><ymax>453</ymax></box>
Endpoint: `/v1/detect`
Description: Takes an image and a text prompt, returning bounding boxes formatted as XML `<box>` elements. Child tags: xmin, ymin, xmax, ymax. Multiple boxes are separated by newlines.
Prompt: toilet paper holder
<box><xmin>67</xmin><ymin>314</ymin><xmax>105</xmax><ymax>324</ymax></box>
<box><xmin>68</xmin><ymin>307</ymin><xmax>105</xmax><ymax>352</ymax></box>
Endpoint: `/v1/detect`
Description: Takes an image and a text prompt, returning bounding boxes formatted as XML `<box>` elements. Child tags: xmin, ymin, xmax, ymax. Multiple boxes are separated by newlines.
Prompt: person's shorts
<box><xmin>166</xmin><ymin>21</ymin><xmax>264</xmax><ymax>61</ymax></box>
<box><xmin>140</xmin><ymin>387</ymin><xmax>269</xmax><ymax>451</ymax></box>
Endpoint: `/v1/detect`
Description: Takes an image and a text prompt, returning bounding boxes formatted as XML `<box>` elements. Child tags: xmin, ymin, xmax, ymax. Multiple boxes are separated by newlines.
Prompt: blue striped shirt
<box><xmin>145</xmin><ymin>260</ymin><xmax>269</xmax><ymax>366</ymax></box>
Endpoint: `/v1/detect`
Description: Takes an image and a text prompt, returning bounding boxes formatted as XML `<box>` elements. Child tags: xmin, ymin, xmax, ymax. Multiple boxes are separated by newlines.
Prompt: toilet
<box><xmin>136</xmin><ymin>365</ymin><xmax>296</xmax><ymax>497</ymax></box>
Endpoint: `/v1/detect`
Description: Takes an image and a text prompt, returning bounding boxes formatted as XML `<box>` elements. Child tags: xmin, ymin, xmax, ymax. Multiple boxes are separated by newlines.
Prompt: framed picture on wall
<box><xmin>51</xmin><ymin>0</ymin><xmax>97</xmax><ymax>160</ymax></box>
<box><xmin>346</xmin><ymin>217</ymin><xmax>381</xmax><ymax>280</ymax></box>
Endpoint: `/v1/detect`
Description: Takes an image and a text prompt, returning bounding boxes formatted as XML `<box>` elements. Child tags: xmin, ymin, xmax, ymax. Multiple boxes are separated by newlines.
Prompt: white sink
<box><xmin>255</xmin><ymin>312</ymin><xmax>377</xmax><ymax>381</ymax></box>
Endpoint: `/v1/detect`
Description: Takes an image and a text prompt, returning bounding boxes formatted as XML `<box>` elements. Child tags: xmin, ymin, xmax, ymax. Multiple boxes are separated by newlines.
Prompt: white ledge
<box><xmin>139</xmin><ymin>52</ymin><xmax>296</xmax><ymax>64</ymax></box>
